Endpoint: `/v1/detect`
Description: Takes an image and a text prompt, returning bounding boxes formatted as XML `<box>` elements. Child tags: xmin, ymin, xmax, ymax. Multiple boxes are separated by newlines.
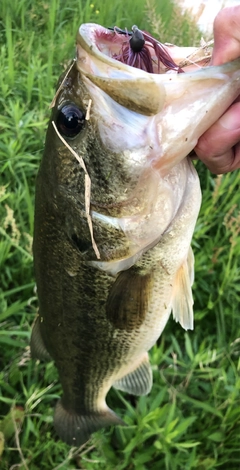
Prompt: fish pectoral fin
<box><xmin>30</xmin><ymin>315</ymin><xmax>51</xmax><ymax>361</ymax></box>
<box><xmin>54</xmin><ymin>400</ymin><xmax>125</xmax><ymax>447</ymax></box>
<box><xmin>113</xmin><ymin>353</ymin><xmax>152</xmax><ymax>396</ymax></box>
<box><xmin>106</xmin><ymin>268</ymin><xmax>152</xmax><ymax>331</ymax></box>
<box><xmin>171</xmin><ymin>247</ymin><xmax>194</xmax><ymax>331</ymax></box>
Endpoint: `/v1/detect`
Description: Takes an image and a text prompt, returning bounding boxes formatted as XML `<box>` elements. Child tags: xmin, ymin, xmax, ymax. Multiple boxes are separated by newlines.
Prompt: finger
<box><xmin>196</xmin><ymin>144</ymin><xmax>240</xmax><ymax>174</ymax></box>
<box><xmin>211</xmin><ymin>6</ymin><xmax>240</xmax><ymax>65</ymax></box>
<box><xmin>195</xmin><ymin>102</ymin><xmax>240</xmax><ymax>174</ymax></box>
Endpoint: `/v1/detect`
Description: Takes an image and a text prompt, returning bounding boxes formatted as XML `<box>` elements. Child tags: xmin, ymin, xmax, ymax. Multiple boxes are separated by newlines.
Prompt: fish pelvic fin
<box><xmin>30</xmin><ymin>315</ymin><xmax>51</xmax><ymax>361</ymax></box>
<box><xmin>54</xmin><ymin>400</ymin><xmax>125</xmax><ymax>447</ymax></box>
<box><xmin>113</xmin><ymin>352</ymin><xmax>152</xmax><ymax>396</ymax></box>
<box><xmin>106</xmin><ymin>268</ymin><xmax>153</xmax><ymax>332</ymax></box>
<box><xmin>172</xmin><ymin>247</ymin><xmax>194</xmax><ymax>331</ymax></box>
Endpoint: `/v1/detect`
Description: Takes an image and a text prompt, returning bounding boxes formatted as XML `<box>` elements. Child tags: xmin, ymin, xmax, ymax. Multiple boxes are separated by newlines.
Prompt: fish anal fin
<box><xmin>172</xmin><ymin>247</ymin><xmax>194</xmax><ymax>331</ymax></box>
<box><xmin>106</xmin><ymin>268</ymin><xmax>152</xmax><ymax>331</ymax></box>
<box><xmin>54</xmin><ymin>399</ymin><xmax>125</xmax><ymax>447</ymax></box>
<box><xmin>30</xmin><ymin>315</ymin><xmax>51</xmax><ymax>361</ymax></box>
<box><xmin>113</xmin><ymin>353</ymin><xmax>152</xmax><ymax>396</ymax></box>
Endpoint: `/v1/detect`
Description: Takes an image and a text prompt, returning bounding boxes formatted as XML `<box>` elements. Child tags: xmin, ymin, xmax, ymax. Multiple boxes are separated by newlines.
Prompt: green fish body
<box><xmin>31</xmin><ymin>23</ymin><xmax>240</xmax><ymax>446</ymax></box>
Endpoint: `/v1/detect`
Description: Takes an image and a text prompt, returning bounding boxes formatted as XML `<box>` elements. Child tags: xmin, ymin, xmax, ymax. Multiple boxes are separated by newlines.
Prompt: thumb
<box><xmin>211</xmin><ymin>6</ymin><xmax>240</xmax><ymax>66</ymax></box>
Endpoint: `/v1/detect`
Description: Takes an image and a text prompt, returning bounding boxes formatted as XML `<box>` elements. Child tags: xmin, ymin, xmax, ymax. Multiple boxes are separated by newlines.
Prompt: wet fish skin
<box><xmin>31</xmin><ymin>24</ymin><xmax>240</xmax><ymax>447</ymax></box>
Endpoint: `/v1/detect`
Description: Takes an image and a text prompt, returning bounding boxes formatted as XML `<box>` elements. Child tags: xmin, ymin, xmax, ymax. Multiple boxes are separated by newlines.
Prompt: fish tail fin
<box><xmin>54</xmin><ymin>399</ymin><xmax>125</xmax><ymax>446</ymax></box>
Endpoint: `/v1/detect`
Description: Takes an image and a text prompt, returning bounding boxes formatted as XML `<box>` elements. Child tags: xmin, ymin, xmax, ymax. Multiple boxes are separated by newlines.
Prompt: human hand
<box><xmin>194</xmin><ymin>6</ymin><xmax>240</xmax><ymax>174</ymax></box>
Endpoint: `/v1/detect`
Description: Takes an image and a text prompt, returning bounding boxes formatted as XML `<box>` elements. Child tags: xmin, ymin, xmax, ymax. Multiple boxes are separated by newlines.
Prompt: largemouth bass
<box><xmin>31</xmin><ymin>23</ymin><xmax>240</xmax><ymax>446</ymax></box>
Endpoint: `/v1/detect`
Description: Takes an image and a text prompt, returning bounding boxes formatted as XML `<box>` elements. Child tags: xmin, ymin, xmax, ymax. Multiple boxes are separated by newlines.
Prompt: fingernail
<box><xmin>219</xmin><ymin>110</ymin><xmax>240</xmax><ymax>130</ymax></box>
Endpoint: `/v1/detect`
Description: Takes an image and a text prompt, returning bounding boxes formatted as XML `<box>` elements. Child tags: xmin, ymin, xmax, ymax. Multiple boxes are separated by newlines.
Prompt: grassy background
<box><xmin>0</xmin><ymin>0</ymin><xmax>240</xmax><ymax>468</ymax></box>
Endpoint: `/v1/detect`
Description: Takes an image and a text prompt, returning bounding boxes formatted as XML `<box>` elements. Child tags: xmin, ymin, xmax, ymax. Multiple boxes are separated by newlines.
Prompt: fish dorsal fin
<box><xmin>113</xmin><ymin>353</ymin><xmax>152</xmax><ymax>396</ymax></box>
<box><xmin>172</xmin><ymin>247</ymin><xmax>194</xmax><ymax>331</ymax></box>
<box><xmin>30</xmin><ymin>315</ymin><xmax>52</xmax><ymax>361</ymax></box>
<box><xmin>106</xmin><ymin>268</ymin><xmax>152</xmax><ymax>332</ymax></box>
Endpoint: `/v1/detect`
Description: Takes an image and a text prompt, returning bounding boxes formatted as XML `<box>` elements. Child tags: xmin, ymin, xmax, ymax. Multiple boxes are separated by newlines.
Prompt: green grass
<box><xmin>0</xmin><ymin>0</ymin><xmax>240</xmax><ymax>468</ymax></box>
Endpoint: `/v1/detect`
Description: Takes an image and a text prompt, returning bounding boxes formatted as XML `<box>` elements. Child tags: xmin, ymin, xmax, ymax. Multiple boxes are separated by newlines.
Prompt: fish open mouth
<box><xmin>76</xmin><ymin>23</ymin><xmax>212</xmax><ymax>77</ymax></box>
<box><xmin>76</xmin><ymin>23</ymin><xmax>213</xmax><ymax>115</ymax></box>
<box><xmin>85</xmin><ymin>25</ymin><xmax>184</xmax><ymax>74</ymax></box>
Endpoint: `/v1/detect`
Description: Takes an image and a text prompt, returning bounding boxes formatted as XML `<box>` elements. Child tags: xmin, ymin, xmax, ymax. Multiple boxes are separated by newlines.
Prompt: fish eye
<box><xmin>56</xmin><ymin>104</ymin><xmax>85</xmax><ymax>138</ymax></box>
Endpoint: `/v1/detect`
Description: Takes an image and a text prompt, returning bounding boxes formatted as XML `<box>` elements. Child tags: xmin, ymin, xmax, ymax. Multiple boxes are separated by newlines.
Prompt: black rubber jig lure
<box><xmin>108</xmin><ymin>25</ymin><xmax>184</xmax><ymax>73</ymax></box>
